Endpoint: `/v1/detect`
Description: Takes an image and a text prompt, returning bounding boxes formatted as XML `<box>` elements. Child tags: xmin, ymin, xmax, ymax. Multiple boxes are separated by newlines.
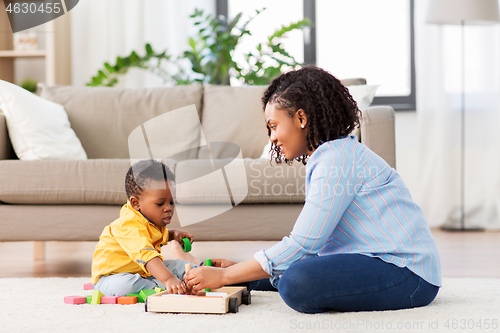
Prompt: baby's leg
<box><xmin>95</xmin><ymin>273</ymin><xmax>157</xmax><ymax>296</ymax></box>
<box><xmin>170</xmin><ymin>240</ymin><xmax>203</xmax><ymax>266</ymax></box>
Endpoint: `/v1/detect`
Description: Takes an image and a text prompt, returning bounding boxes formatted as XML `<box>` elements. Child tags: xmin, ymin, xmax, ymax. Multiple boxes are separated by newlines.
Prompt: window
<box><xmin>225</xmin><ymin>0</ymin><xmax>305</xmax><ymax>84</ymax></box>
<box><xmin>219</xmin><ymin>0</ymin><xmax>416</xmax><ymax>110</ymax></box>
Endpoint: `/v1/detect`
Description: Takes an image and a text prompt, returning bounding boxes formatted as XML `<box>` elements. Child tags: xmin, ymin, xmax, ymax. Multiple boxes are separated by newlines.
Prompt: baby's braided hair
<box><xmin>262</xmin><ymin>66</ymin><xmax>361</xmax><ymax>165</ymax></box>
<box><xmin>125</xmin><ymin>160</ymin><xmax>175</xmax><ymax>199</ymax></box>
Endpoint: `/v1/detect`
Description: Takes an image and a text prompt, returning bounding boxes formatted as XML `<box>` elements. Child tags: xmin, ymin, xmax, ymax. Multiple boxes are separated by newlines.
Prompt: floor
<box><xmin>0</xmin><ymin>228</ymin><xmax>499</xmax><ymax>278</ymax></box>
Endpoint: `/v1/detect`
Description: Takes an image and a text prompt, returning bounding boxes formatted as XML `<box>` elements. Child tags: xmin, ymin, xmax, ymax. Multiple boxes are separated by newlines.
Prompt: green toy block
<box><xmin>181</xmin><ymin>237</ymin><xmax>192</xmax><ymax>252</ymax></box>
<box><xmin>91</xmin><ymin>290</ymin><xmax>104</xmax><ymax>305</ymax></box>
<box><xmin>205</xmin><ymin>259</ymin><xmax>212</xmax><ymax>292</ymax></box>
<box><xmin>86</xmin><ymin>295</ymin><xmax>92</xmax><ymax>304</ymax></box>
<box><xmin>139</xmin><ymin>289</ymin><xmax>157</xmax><ymax>303</ymax></box>
<box><xmin>154</xmin><ymin>287</ymin><xmax>164</xmax><ymax>293</ymax></box>
<box><xmin>127</xmin><ymin>293</ymin><xmax>141</xmax><ymax>302</ymax></box>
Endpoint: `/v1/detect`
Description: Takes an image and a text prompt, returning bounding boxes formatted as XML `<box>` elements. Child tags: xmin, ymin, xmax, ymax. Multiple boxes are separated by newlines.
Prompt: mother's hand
<box><xmin>183</xmin><ymin>266</ymin><xmax>226</xmax><ymax>294</ymax></box>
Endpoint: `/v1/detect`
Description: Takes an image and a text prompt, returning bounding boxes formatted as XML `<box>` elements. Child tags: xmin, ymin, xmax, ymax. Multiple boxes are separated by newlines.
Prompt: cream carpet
<box><xmin>1</xmin><ymin>277</ymin><xmax>499</xmax><ymax>333</ymax></box>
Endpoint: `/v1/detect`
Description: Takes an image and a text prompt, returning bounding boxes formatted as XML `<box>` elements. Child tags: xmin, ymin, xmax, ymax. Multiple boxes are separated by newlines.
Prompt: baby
<box><xmin>91</xmin><ymin>159</ymin><xmax>202</xmax><ymax>296</ymax></box>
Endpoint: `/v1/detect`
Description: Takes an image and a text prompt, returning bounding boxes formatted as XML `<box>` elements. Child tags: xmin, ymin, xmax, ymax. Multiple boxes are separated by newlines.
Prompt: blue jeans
<box><xmin>93</xmin><ymin>259</ymin><xmax>194</xmax><ymax>296</ymax></box>
<box><xmin>248</xmin><ymin>254</ymin><xmax>439</xmax><ymax>313</ymax></box>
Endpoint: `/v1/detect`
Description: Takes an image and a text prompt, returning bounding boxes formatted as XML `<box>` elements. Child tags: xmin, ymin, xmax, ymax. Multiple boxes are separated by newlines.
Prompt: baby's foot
<box><xmin>170</xmin><ymin>240</ymin><xmax>202</xmax><ymax>266</ymax></box>
<box><xmin>170</xmin><ymin>239</ymin><xmax>183</xmax><ymax>256</ymax></box>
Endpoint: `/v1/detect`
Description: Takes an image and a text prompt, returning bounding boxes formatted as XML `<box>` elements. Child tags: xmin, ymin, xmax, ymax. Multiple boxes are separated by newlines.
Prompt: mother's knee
<box><xmin>278</xmin><ymin>265</ymin><xmax>318</xmax><ymax>313</ymax></box>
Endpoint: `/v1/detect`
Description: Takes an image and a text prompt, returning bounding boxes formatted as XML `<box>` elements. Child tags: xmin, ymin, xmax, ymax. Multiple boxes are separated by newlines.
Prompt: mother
<box><xmin>184</xmin><ymin>66</ymin><xmax>441</xmax><ymax>313</ymax></box>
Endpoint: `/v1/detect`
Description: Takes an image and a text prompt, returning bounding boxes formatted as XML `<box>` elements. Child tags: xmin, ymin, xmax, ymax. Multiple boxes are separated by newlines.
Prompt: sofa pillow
<box><xmin>0</xmin><ymin>80</ymin><xmax>87</xmax><ymax>160</ymax></box>
<box><xmin>128</xmin><ymin>104</ymin><xmax>206</xmax><ymax>162</ymax></box>
<box><xmin>347</xmin><ymin>84</ymin><xmax>380</xmax><ymax>111</ymax></box>
<box><xmin>39</xmin><ymin>84</ymin><xmax>203</xmax><ymax>160</ymax></box>
<box><xmin>340</xmin><ymin>78</ymin><xmax>367</xmax><ymax>86</ymax></box>
<box><xmin>198</xmin><ymin>84</ymin><xmax>269</xmax><ymax>160</ymax></box>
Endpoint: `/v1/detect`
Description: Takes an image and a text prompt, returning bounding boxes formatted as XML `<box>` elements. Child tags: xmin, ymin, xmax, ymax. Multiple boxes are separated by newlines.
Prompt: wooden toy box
<box><xmin>145</xmin><ymin>286</ymin><xmax>250</xmax><ymax>314</ymax></box>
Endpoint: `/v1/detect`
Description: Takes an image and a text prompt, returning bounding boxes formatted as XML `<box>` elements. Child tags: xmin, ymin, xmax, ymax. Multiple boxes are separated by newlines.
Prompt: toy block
<box><xmin>154</xmin><ymin>287</ymin><xmax>164</xmax><ymax>293</ymax></box>
<box><xmin>139</xmin><ymin>289</ymin><xmax>157</xmax><ymax>303</ymax></box>
<box><xmin>83</xmin><ymin>283</ymin><xmax>93</xmax><ymax>290</ymax></box>
<box><xmin>205</xmin><ymin>259</ymin><xmax>212</xmax><ymax>291</ymax></box>
<box><xmin>127</xmin><ymin>292</ymin><xmax>140</xmax><ymax>302</ymax></box>
<box><xmin>64</xmin><ymin>296</ymin><xmax>86</xmax><ymax>305</ymax></box>
<box><xmin>181</xmin><ymin>237</ymin><xmax>192</xmax><ymax>252</ymax></box>
<box><xmin>86</xmin><ymin>295</ymin><xmax>92</xmax><ymax>304</ymax></box>
<box><xmin>91</xmin><ymin>290</ymin><xmax>104</xmax><ymax>305</ymax></box>
<box><xmin>117</xmin><ymin>296</ymin><xmax>137</xmax><ymax>304</ymax></box>
<box><xmin>101</xmin><ymin>296</ymin><xmax>120</xmax><ymax>304</ymax></box>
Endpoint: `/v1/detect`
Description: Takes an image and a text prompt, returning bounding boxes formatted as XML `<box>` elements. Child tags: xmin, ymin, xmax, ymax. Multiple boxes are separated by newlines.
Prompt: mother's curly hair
<box><xmin>262</xmin><ymin>66</ymin><xmax>361</xmax><ymax>165</ymax></box>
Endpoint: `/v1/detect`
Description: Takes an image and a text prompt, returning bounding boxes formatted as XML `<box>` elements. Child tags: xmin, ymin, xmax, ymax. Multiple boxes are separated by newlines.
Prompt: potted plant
<box><xmin>88</xmin><ymin>8</ymin><xmax>311</xmax><ymax>87</ymax></box>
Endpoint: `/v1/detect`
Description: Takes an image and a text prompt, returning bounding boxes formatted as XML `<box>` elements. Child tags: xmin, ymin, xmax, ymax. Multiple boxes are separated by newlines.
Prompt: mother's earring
<box><xmin>301</xmin><ymin>125</ymin><xmax>305</xmax><ymax>129</ymax></box>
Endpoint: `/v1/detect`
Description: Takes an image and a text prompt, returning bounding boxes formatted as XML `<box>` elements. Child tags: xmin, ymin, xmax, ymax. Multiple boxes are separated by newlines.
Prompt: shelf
<box><xmin>0</xmin><ymin>8</ymin><xmax>71</xmax><ymax>84</ymax></box>
<box><xmin>0</xmin><ymin>50</ymin><xmax>46</xmax><ymax>58</ymax></box>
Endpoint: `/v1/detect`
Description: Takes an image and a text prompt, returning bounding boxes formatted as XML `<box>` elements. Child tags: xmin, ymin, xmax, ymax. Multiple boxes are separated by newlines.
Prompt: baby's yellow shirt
<box><xmin>91</xmin><ymin>202</ymin><xmax>169</xmax><ymax>284</ymax></box>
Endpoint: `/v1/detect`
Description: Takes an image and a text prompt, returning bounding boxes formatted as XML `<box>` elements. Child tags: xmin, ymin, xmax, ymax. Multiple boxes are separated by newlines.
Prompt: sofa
<box><xmin>0</xmin><ymin>82</ymin><xmax>395</xmax><ymax>257</ymax></box>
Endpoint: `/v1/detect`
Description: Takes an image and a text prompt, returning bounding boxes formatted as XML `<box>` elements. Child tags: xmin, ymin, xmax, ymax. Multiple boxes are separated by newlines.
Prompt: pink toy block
<box><xmin>84</xmin><ymin>283</ymin><xmax>93</xmax><ymax>290</ymax></box>
<box><xmin>64</xmin><ymin>296</ymin><xmax>87</xmax><ymax>305</ymax></box>
<box><xmin>101</xmin><ymin>296</ymin><xmax>120</xmax><ymax>304</ymax></box>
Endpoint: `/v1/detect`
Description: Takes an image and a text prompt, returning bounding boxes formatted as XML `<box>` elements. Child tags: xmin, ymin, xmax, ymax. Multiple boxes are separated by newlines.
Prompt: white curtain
<box><xmin>70</xmin><ymin>0</ymin><xmax>215</xmax><ymax>88</ymax></box>
<box><xmin>414</xmin><ymin>0</ymin><xmax>500</xmax><ymax>229</ymax></box>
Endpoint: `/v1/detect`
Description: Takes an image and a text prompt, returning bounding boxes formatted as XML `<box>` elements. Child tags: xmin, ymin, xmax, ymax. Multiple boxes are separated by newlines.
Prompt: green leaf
<box><xmin>228</xmin><ymin>12</ymin><xmax>242</xmax><ymax>31</ymax></box>
<box><xmin>190</xmin><ymin>8</ymin><xmax>203</xmax><ymax>18</ymax></box>
<box><xmin>269</xmin><ymin>18</ymin><xmax>312</xmax><ymax>42</ymax></box>
<box><xmin>129</xmin><ymin>51</ymin><xmax>139</xmax><ymax>63</ymax></box>
<box><xmin>145</xmin><ymin>43</ymin><xmax>154</xmax><ymax>55</ymax></box>
<box><xmin>123</xmin><ymin>57</ymin><xmax>131</xmax><ymax>67</ymax></box>
<box><xmin>104</xmin><ymin>62</ymin><xmax>115</xmax><ymax>73</ymax></box>
<box><xmin>116</xmin><ymin>57</ymin><xmax>124</xmax><ymax>68</ymax></box>
<box><xmin>98</xmin><ymin>70</ymin><xmax>107</xmax><ymax>80</ymax></box>
<box><xmin>188</xmin><ymin>37</ymin><xmax>196</xmax><ymax>50</ymax></box>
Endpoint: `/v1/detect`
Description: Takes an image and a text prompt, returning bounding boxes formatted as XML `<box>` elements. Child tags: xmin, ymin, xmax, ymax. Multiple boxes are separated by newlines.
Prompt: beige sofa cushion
<box><xmin>198</xmin><ymin>84</ymin><xmax>269</xmax><ymax>160</ymax></box>
<box><xmin>0</xmin><ymin>159</ymin><xmax>176</xmax><ymax>205</ymax></box>
<box><xmin>39</xmin><ymin>84</ymin><xmax>203</xmax><ymax>160</ymax></box>
<box><xmin>175</xmin><ymin>158</ymin><xmax>305</xmax><ymax>204</ymax></box>
<box><xmin>360</xmin><ymin>106</ymin><xmax>396</xmax><ymax>168</ymax></box>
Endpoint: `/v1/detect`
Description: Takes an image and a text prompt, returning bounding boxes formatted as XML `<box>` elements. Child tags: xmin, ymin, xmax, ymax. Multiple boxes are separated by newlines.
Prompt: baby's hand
<box><xmin>211</xmin><ymin>258</ymin><xmax>237</xmax><ymax>268</ymax></box>
<box><xmin>171</xmin><ymin>229</ymin><xmax>194</xmax><ymax>245</ymax></box>
<box><xmin>164</xmin><ymin>276</ymin><xmax>187</xmax><ymax>295</ymax></box>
